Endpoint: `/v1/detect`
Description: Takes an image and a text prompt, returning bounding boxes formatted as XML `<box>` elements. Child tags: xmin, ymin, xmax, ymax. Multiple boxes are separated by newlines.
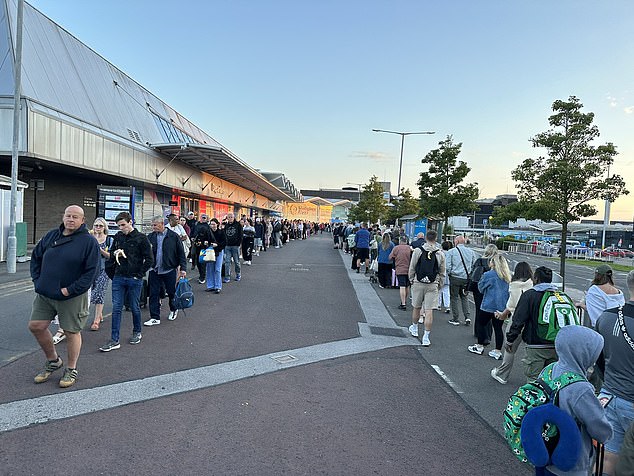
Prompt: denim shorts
<box><xmin>599</xmin><ymin>390</ymin><xmax>634</xmax><ymax>454</ymax></box>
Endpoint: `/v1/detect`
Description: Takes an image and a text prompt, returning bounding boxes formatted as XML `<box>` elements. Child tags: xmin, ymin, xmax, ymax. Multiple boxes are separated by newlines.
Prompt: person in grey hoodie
<box><xmin>545</xmin><ymin>325</ymin><xmax>612</xmax><ymax>476</ymax></box>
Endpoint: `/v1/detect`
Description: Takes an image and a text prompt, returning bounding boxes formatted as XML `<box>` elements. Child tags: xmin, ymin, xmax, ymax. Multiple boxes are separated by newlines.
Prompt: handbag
<box><xmin>456</xmin><ymin>247</ymin><xmax>471</xmax><ymax>295</ymax></box>
<box><xmin>370</xmin><ymin>259</ymin><xmax>379</xmax><ymax>272</ymax></box>
<box><xmin>199</xmin><ymin>247</ymin><xmax>216</xmax><ymax>263</ymax></box>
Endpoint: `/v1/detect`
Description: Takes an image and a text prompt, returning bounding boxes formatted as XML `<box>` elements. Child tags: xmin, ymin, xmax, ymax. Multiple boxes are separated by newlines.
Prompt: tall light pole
<box><xmin>372</xmin><ymin>129</ymin><xmax>435</xmax><ymax>198</ymax></box>
<box><xmin>7</xmin><ymin>0</ymin><xmax>24</xmax><ymax>274</ymax></box>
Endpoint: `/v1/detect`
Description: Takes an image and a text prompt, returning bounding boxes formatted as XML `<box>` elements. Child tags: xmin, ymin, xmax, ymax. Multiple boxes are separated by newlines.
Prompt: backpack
<box><xmin>504</xmin><ymin>363</ymin><xmax>585</xmax><ymax>463</ymax></box>
<box><xmin>469</xmin><ymin>257</ymin><xmax>489</xmax><ymax>291</ymax></box>
<box><xmin>537</xmin><ymin>291</ymin><xmax>580</xmax><ymax>341</ymax></box>
<box><xmin>174</xmin><ymin>277</ymin><xmax>194</xmax><ymax>310</ymax></box>
<box><xmin>273</xmin><ymin>222</ymin><xmax>282</xmax><ymax>233</ymax></box>
<box><xmin>415</xmin><ymin>248</ymin><xmax>439</xmax><ymax>283</ymax></box>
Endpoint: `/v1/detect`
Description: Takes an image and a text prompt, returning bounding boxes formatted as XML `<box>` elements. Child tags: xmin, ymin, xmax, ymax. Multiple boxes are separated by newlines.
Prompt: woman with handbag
<box><xmin>205</xmin><ymin>218</ymin><xmax>226</xmax><ymax>294</ymax></box>
<box><xmin>471</xmin><ymin>244</ymin><xmax>498</xmax><ymax>339</ymax></box>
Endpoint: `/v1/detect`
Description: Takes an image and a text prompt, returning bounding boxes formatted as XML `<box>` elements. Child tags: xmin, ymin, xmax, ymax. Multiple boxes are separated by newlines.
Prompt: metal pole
<box><xmin>397</xmin><ymin>133</ymin><xmax>404</xmax><ymax>197</ymax></box>
<box><xmin>7</xmin><ymin>0</ymin><xmax>24</xmax><ymax>274</ymax></box>
<box><xmin>601</xmin><ymin>165</ymin><xmax>611</xmax><ymax>249</ymax></box>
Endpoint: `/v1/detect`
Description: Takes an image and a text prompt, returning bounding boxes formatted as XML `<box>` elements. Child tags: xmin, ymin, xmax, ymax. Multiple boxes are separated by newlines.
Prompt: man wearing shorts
<box><xmin>28</xmin><ymin>205</ymin><xmax>100</xmax><ymax>388</ymax></box>
<box><xmin>408</xmin><ymin>230</ymin><xmax>445</xmax><ymax>346</ymax></box>
<box><xmin>354</xmin><ymin>222</ymin><xmax>371</xmax><ymax>274</ymax></box>
<box><xmin>595</xmin><ymin>269</ymin><xmax>634</xmax><ymax>475</ymax></box>
<box><xmin>389</xmin><ymin>236</ymin><xmax>412</xmax><ymax>310</ymax></box>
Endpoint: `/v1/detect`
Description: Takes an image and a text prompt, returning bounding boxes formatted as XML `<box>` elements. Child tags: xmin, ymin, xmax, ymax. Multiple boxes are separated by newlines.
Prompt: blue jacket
<box><xmin>378</xmin><ymin>242</ymin><xmax>395</xmax><ymax>264</ymax></box>
<box><xmin>354</xmin><ymin>228</ymin><xmax>371</xmax><ymax>249</ymax></box>
<box><xmin>478</xmin><ymin>269</ymin><xmax>509</xmax><ymax>313</ymax></box>
<box><xmin>30</xmin><ymin>223</ymin><xmax>100</xmax><ymax>300</ymax></box>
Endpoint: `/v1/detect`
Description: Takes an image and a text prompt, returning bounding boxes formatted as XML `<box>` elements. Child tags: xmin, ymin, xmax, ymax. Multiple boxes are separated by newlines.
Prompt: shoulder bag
<box><xmin>456</xmin><ymin>247</ymin><xmax>471</xmax><ymax>296</ymax></box>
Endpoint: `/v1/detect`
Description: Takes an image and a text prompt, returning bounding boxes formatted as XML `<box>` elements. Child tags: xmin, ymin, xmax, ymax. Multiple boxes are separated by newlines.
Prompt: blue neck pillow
<box><xmin>521</xmin><ymin>403</ymin><xmax>582</xmax><ymax>472</ymax></box>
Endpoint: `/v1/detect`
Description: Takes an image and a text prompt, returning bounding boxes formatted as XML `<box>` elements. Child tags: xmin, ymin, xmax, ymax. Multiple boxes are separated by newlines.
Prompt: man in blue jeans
<box><xmin>100</xmin><ymin>212</ymin><xmax>153</xmax><ymax>352</ymax></box>
<box><xmin>223</xmin><ymin>212</ymin><xmax>243</xmax><ymax>283</ymax></box>
<box><xmin>143</xmin><ymin>215</ymin><xmax>187</xmax><ymax>327</ymax></box>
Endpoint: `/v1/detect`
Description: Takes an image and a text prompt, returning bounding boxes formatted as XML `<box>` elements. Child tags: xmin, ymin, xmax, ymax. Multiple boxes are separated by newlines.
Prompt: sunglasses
<box><xmin>94</xmin><ymin>224</ymin><xmax>104</xmax><ymax>227</ymax></box>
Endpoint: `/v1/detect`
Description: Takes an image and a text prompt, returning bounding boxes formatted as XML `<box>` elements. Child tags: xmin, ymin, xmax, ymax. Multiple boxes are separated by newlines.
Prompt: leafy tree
<box><xmin>387</xmin><ymin>188</ymin><xmax>420</xmax><ymax>224</ymax></box>
<box><xmin>351</xmin><ymin>176</ymin><xmax>388</xmax><ymax>224</ymax></box>
<box><xmin>504</xmin><ymin>96</ymin><xmax>628</xmax><ymax>285</ymax></box>
<box><xmin>417</xmin><ymin>136</ymin><xmax>479</xmax><ymax>239</ymax></box>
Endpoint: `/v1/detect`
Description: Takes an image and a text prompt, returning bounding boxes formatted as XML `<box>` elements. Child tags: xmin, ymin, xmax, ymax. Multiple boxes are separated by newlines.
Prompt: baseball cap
<box><xmin>187</xmin><ymin>211</ymin><xmax>194</xmax><ymax>216</ymax></box>
<box><xmin>595</xmin><ymin>264</ymin><xmax>613</xmax><ymax>276</ymax></box>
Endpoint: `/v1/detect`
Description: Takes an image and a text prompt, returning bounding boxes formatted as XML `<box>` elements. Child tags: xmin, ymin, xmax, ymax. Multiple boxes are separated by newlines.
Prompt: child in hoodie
<box><xmin>545</xmin><ymin>326</ymin><xmax>613</xmax><ymax>476</ymax></box>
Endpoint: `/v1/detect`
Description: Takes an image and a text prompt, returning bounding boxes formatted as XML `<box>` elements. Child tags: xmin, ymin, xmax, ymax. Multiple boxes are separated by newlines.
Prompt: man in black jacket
<box><xmin>505</xmin><ymin>266</ymin><xmax>559</xmax><ymax>382</ymax></box>
<box><xmin>29</xmin><ymin>205</ymin><xmax>100</xmax><ymax>388</ymax></box>
<box><xmin>100</xmin><ymin>212</ymin><xmax>153</xmax><ymax>352</ymax></box>
<box><xmin>223</xmin><ymin>212</ymin><xmax>243</xmax><ymax>282</ymax></box>
<box><xmin>143</xmin><ymin>216</ymin><xmax>187</xmax><ymax>326</ymax></box>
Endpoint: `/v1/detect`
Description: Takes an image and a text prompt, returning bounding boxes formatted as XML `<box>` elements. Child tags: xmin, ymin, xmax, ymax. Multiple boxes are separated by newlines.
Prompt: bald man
<box><xmin>28</xmin><ymin>205</ymin><xmax>100</xmax><ymax>388</ymax></box>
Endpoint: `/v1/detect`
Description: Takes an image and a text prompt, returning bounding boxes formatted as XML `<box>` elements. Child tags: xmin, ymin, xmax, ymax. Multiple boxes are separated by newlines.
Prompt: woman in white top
<box><xmin>584</xmin><ymin>264</ymin><xmax>625</xmax><ymax>327</ymax></box>
<box><xmin>490</xmin><ymin>261</ymin><xmax>534</xmax><ymax>384</ymax></box>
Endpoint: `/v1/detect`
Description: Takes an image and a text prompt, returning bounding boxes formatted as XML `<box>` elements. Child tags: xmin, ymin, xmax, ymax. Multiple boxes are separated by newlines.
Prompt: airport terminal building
<box><xmin>0</xmin><ymin>0</ymin><xmax>300</xmax><ymax>242</ymax></box>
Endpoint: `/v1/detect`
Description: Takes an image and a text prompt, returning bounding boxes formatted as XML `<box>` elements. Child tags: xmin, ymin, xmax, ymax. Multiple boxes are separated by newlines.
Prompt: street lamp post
<box><xmin>372</xmin><ymin>129</ymin><xmax>435</xmax><ymax>197</ymax></box>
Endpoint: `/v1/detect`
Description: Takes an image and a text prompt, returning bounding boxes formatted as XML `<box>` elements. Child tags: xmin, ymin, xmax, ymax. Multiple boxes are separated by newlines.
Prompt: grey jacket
<box><xmin>547</xmin><ymin>326</ymin><xmax>613</xmax><ymax>475</ymax></box>
<box><xmin>444</xmin><ymin>244</ymin><xmax>477</xmax><ymax>280</ymax></box>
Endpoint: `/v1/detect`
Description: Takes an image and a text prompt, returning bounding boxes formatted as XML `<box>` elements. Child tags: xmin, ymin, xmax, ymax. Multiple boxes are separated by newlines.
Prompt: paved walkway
<box><xmin>0</xmin><ymin>235</ymin><xmax>530</xmax><ymax>475</ymax></box>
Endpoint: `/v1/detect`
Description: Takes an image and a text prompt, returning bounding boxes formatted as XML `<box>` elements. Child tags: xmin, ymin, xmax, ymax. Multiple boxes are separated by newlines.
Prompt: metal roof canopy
<box><xmin>151</xmin><ymin>143</ymin><xmax>292</xmax><ymax>202</ymax></box>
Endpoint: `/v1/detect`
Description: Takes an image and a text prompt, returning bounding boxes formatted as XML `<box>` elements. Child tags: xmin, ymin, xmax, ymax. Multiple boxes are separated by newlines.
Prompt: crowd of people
<box><xmin>338</xmin><ymin>221</ymin><xmax>633</xmax><ymax>475</ymax></box>
<box><xmin>27</xmin><ymin>205</ymin><xmax>325</xmax><ymax>389</ymax></box>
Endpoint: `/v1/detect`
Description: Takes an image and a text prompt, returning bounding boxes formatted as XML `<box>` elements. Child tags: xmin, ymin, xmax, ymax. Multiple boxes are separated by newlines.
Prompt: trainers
<box><xmin>408</xmin><ymin>324</ymin><xmax>419</xmax><ymax>337</ymax></box>
<box><xmin>168</xmin><ymin>310</ymin><xmax>178</xmax><ymax>321</ymax></box>
<box><xmin>467</xmin><ymin>344</ymin><xmax>484</xmax><ymax>355</ymax></box>
<box><xmin>421</xmin><ymin>334</ymin><xmax>431</xmax><ymax>346</ymax></box>
<box><xmin>488</xmin><ymin>349</ymin><xmax>502</xmax><ymax>360</ymax></box>
<box><xmin>34</xmin><ymin>357</ymin><xmax>63</xmax><ymax>384</ymax></box>
<box><xmin>448</xmin><ymin>319</ymin><xmax>460</xmax><ymax>326</ymax></box>
<box><xmin>244</xmin><ymin>261</ymin><xmax>252</xmax><ymax>266</ymax></box>
<box><xmin>444</xmin><ymin>309</ymin><xmax>451</xmax><ymax>314</ymax></box>
<box><xmin>418</xmin><ymin>316</ymin><xmax>424</xmax><ymax>324</ymax></box>
<box><xmin>398</xmin><ymin>304</ymin><xmax>407</xmax><ymax>311</ymax></box>
<box><xmin>59</xmin><ymin>368</ymin><xmax>78</xmax><ymax>388</ymax></box>
<box><xmin>143</xmin><ymin>318</ymin><xmax>160</xmax><ymax>326</ymax></box>
<box><xmin>464</xmin><ymin>318</ymin><xmax>471</xmax><ymax>326</ymax></box>
<box><xmin>198</xmin><ymin>279</ymin><xmax>205</xmax><ymax>284</ymax></box>
<box><xmin>129</xmin><ymin>332</ymin><xmax>142</xmax><ymax>345</ymax></box>
<box><xmin>490</xmin><ymin>368</ymin><xmax>508</xmax><ymax>385</ymax></box>
<box><xmin>223</xmin><ymin>277</ymin><xmax>230</xmax><ymax>283</ymax></box>
<box><xmin>99</xmin><ymin>340</ymin><xmax>121</xmax><ymax>352</ymax></box>
<box><xmin>235</xmin><ymin>274</ymin><xmax>241</xmax><ymax>282</ymax></box>
<box><xmin>214</xmin><ymin>289</ymin><xmax>221</xmax><ymax>294</ymax></box>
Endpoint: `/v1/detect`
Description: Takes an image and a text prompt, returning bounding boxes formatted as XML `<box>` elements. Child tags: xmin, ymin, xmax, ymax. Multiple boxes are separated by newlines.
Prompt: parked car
<box><xmin>594</xmin><ymin>247</ymin><xmax>627</xmax><ymax>258</ymax></box>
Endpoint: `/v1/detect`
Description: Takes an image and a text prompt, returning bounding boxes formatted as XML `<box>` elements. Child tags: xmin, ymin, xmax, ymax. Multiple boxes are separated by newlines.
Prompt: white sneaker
<box><xmin>488</xmin><ymin>349</ymin><xmax>502</xmax><ymax>360</ymax></box>
<box><xmin>408</xmin><ymin>324</ymin><xmax>419</xmax><ymax>337</ymax></box>
<box><xmin>421</xmin><ymin>334</ymin><xmax>430</xmax><ymax>346</ymax></box>
<box><xmin>467</xmin><ymin>344</ymin><xmax>484</xmax><ymax>355</ymax></box>
<box><xmin>490</xmin><ymin>368</ymin><xmax>507</xmax><ymax>384</ymax></box>
<box><xmin>168</xmin><ymin>310</ymin><xmax>178</xmax><ymax>321</ymax></box>
<box><xmin>143</xmin><ymin>318</ymin><xmax>160</xmax><ymax>326</ymax></box>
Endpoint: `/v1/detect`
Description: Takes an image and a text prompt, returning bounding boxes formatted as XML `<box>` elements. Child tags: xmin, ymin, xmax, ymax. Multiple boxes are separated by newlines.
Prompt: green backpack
<box><xmin>503</xmin><ymin>363</ymin><xmax>585</xmax><ymax>463</ymax></box>
<box><xmin>537</xmin><ymin>290</ymin><xmax>580</xmax><ymax>341</ymax></box>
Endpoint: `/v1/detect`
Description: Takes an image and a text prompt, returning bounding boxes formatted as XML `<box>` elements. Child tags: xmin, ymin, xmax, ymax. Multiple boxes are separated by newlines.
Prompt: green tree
<box><xmin>387</xmin><ymin>188</ymin><xmax>420</xmax><ymax>224</ymax></box>
<box><xmin>417</xmin><ymin>136</ymin><xmax>479</xmax><ymax>238</ymax></box>
<box><xmin>505</xmin><ymin>96</ymin><xmax>628</xmax><ymax>286</ymax></box>
<box><xmin>351</xmin><ymin>176</ymin><xmax>388</xmax><ymax>224</ymax></box>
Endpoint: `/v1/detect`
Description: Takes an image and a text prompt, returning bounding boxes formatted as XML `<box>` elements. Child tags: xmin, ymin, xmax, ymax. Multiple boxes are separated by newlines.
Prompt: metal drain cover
<box><xmin>369</xmin><ymin>326</ymin><xmax>407</xmax><ymax>337</ymax></box>
<box><xmin>271</xmin><ymin>354</ymin><xmax>298</xmax><ymax>364</ymax></box>
<box><xmin>290</xmin><ymin>267</ymin><xmax>310</xmax><ymax>272</ymax></box>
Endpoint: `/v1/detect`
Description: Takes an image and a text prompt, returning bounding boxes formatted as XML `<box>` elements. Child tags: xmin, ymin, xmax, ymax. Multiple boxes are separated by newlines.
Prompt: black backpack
<box><xmin>415</xmin><ymin>249</ymin><xmax>439</xmax><ymax>283</ymax></box>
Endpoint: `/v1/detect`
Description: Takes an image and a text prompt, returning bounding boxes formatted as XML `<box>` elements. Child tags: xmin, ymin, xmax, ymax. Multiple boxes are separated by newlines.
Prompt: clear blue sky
<box><xmin>27</xmin><ymin>0</ymin><xmax>634</xmax><ymax>220</ymax></box>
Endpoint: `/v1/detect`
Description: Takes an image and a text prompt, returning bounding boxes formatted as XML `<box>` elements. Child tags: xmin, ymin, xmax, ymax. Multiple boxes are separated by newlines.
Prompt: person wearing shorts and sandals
<box><xmin>28</xmin><ymin>205</ymin><xmax>100</xmax><ymax>388</ymax></box>
<box><xmin>595</xmin><ymin>269</ymin><xmax>634</xmax><ymax>475</ymax></box>
<box><xmin>408</xmin><ymin>230</ymin><xmax>445</xmax><ymax>346</ymax></box>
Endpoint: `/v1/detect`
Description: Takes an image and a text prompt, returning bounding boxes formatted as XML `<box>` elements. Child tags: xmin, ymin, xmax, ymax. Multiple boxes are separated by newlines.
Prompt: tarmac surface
<box><xmin>0</xmin><ymin>235</ymin><xmax>532</xmax><ymax>475</ymax></box>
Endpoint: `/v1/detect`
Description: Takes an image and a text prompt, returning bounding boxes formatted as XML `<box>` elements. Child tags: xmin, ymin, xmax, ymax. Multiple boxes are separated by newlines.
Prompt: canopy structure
<box><xmin>151</xmin><ymin>143</ymin><xmax>292</xmax><ymax>202</ymax></box>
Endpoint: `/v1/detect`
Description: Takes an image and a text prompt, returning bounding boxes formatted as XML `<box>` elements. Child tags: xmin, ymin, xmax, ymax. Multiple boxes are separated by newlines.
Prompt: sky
<box><xmin>25</xmin><ymin>0</ymin><xmax>634</xmax><ymax>221</ymax></box>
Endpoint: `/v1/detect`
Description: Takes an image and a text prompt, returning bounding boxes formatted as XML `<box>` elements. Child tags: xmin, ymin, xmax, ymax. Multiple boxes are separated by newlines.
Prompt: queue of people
<box><xmin>27</xmin><ymin>206</ymin><xmax>317</xmax><ymax>389</ymax></box>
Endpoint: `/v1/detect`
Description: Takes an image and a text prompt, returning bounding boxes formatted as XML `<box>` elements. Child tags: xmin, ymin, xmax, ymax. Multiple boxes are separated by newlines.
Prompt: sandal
<box><xmin>52</xmin><ymin>330</ymin><xmax>66</xmax><ymax>345</ymax></box>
